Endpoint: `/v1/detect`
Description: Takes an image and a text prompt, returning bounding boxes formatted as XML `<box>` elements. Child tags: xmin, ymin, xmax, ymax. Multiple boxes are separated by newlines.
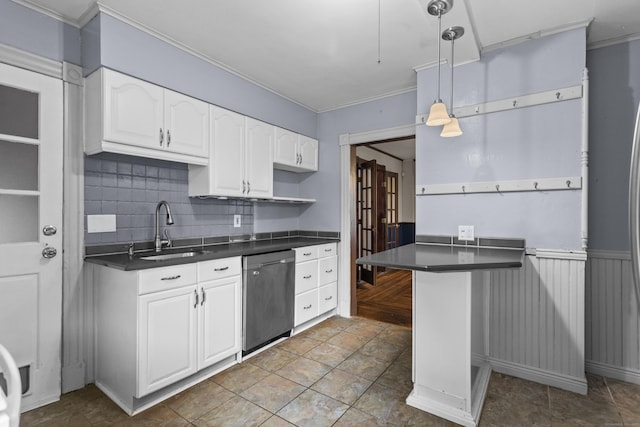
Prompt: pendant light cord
<box><xmin>449</xmin><ymin>35</ymin><xmax>455</xmax><ymax>115</ymax></box>
<box><xmin>436</xmin><ymin>10</ymin><xmax>442</xmax><ymax>102</ymax></box>
<box><xmin>378</xmin><ymin>0</ymin><xmax>381</xmax><ymax>64</ymax></box>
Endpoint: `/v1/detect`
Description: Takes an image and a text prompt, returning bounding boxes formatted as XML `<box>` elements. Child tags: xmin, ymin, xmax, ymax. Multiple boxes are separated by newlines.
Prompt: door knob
<box><xmin>42</xmin><ymin>225</ymin><xmax>57</xmax><ymax>236</ymax></box>
<box><xmin>42</xmin><ymin>247</ymin><xmax>57</xmax><ymax>259</ymax></box>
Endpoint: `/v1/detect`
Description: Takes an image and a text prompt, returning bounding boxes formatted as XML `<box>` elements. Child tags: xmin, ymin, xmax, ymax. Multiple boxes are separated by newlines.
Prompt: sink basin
<box><xmin>140</xmin><ymin>251</ymin><xmax>202</xmax><ymax>261</ymax></box>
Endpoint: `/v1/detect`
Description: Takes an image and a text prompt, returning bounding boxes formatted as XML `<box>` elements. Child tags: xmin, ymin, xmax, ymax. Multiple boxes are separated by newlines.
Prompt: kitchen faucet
<box><xmin>154</xmin><ymin>200</ymin><xmax>174</xmax><ymax>252</ymax></box>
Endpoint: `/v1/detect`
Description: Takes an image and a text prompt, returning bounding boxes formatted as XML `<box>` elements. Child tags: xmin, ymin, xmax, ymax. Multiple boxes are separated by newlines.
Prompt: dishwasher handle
<box><xmin>259</xmin><ymin>258</ymin><xmax>294</xmax><ymax>268</ymax></box>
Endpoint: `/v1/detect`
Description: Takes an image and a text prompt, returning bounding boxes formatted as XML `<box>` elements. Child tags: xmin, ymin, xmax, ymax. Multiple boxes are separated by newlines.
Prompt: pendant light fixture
<box><xmin>425</xmin><ymin>0</ymin><xmax>453</xmax><ymax>126</ymax></box>
<box><xmin>441</xmin><ymin>26</ymin><xmax>464</xmax><ymax>137</ymax></box>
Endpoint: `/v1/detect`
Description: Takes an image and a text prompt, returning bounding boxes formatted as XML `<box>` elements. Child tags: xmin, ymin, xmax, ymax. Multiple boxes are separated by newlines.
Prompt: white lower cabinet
<box><xmin>293</xmin><ymin>243</ymin><xmax>338</xmax><ymax>327</ymax></box>
<box><xmin>94</xmin><ymin>257</ymin><xmax>241</xmax><ymax>414</ymax></box>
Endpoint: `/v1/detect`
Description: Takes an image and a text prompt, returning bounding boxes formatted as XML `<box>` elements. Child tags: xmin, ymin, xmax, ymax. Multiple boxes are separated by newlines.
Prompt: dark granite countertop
<box><xmin>356</xmin><ymin>243</ymin><xmax>524</xmax><ymax>272</ymax></box>
<box><xmin>85</xmin><ymin>237</ymin><xmax>339</xmax><ymax>271</ymax></box>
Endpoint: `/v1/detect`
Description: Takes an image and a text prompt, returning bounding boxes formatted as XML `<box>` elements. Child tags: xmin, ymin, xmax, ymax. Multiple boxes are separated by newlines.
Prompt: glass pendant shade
<box><xmin>440</xmin><ymin>115</ymin><xmax>462</xmax><ymax>137</ymax></box>
<box><xmin>426</xmin><ymin>101</ymin><xmax>451</xmax><ymax>126</ymax></box>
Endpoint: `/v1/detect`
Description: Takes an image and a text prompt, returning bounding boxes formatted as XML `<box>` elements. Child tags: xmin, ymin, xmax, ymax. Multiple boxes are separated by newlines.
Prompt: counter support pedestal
<box><xmin>407</xmin><ymin>271</ymin><xmax>490</xmax><ymax>427</ymax></box>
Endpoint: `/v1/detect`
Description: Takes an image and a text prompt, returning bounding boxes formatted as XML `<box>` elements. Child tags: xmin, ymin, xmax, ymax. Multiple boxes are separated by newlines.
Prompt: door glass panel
<box><xmin>0</xmin><ymin>85</ymin><xmax>38</xmax><ymax>139</ymax></box>
<box><xmin>0</xmin><ymin>195</ymin><xmax>38</xmax><ymax>243</ymax></box>
<box><xmin>0</xmin><ymin>141</ymin><xmax>38</xmax><ymax>191</ymax></box>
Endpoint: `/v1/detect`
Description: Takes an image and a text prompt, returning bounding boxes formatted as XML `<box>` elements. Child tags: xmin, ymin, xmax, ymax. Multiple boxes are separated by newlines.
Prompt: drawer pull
<box><xmin>324</xmin><ymin>296</ymin><xmax>333</xmax><ymax>301</ymax></box>
<box><xmin>303</xmin><ymin>275</ymin><xmax>312</xmax><ymax>279</ymax></box>
<box><xmin>194</xmin><ymin>289</ymin><xmax>199</xmax><ymax>308</ymax></box>
<box><xmin>201</xmin><ymin>288</ymin><xmax>206</xmax><ymax>306</ymax></box>
<box><xmin>303</xmin><ymin>252</ymin><xmax>312</xmax><ymax>256</ymax></box>
<box><xmin>161</xmin><ymin>275</ymin><xmax>181</xmax><ymax>281</ymax></box>
<box><xmin>214</xmin><ymin>266</ymin><xmax>229</xmax><ymax>272</ymax></box>
<box><xmin>325</xmin><ymin>269</ymin><xmax>333</xmax><ymax>273</ymax></box>
<box><xmin>303</xmin><ymin>304</ymin><xmax>313</xmax><ymax>310</ymax></box>
<box><xmin>324</xmin><ymin>248</ymin><xmax>332</xmax><ymax>252</ymax></box>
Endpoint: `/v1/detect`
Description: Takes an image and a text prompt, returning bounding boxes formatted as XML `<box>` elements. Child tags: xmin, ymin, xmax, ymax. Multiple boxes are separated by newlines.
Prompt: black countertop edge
<box><xmin>84</xmin><ymin>236</ymin><xmax>340</xmax><ymax>271</ymax></box>
<box><xmin>85</xmin><ymin>230</ymin><xmax>340</xmax><ymax>257</ymax></box>
<box><xmin>416</xmin><ymin>234</ymin><xmax>526</xmax><ymax>250</ymax></box>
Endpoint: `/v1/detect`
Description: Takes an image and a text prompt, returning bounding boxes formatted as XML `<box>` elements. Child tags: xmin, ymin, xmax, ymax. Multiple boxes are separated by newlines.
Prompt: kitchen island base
<box><xmin>407</xmin><ymin>270</ymin><xmax>491</xmax><ymax>427</ymax></box>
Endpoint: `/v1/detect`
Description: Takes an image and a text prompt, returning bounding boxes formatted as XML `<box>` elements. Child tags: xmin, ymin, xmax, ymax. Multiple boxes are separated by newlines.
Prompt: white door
<box><xmin>163</xmin><ymin>89</ymin><xmax>209</xmax><ymax>158</ymax></box>
<box><xmin>210</xmin><ymin>106</ymin><xmax>245</xmax><ymax>197</ymax></box>
<box><xmin>138</xmin><ymin>286</ymin><xmax>197</xmax><ymax>397</ymax></box>
<box><xmin>198</xmin><ymin>276</ymin><xmax>241</xmax><ymax>369</ymax></box>
<box><xmin>0</xmin><ymin>63</ymin><xmax>63</xmax><ymax>409</ymax></box>
<box><xmin>103</xmin><ymin>69</ymin><xmax>164</xmax><ymax>150</ymax></box>
<box><xmin>274</xmin><ymin>127</ymin><xmax>298</xmax><ymax>167</ymax></box>
<box><xmin>245</xmin><ymin>118</ymin><xmax>273</xmax><ymax>198</ymax></box>
<box><xmin>298</xmin><ymin>135</ymin><xmax>318</xmax><ymax>171</ymax></box>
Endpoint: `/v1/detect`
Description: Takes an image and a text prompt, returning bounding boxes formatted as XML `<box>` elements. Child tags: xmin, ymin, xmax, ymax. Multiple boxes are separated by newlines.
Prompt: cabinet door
<box><xmin>274</xmin><ymin>127</ymin><xmax>298</xmax><ymax>168</ymax></box>
<box><xmin>198</xmin><ymin>276</ymin><xmax>241</xmax><ymax>369</ymax></box>
<box><xmin>298</xmin><ymin>135</ymin><xmax>318</xmax><ymax>171</ymax></box>
<box><xmin>295</xmin><ymin>289</ymin><xmax>319</xmax><ymax>326</ymax></box>
<box><xmin>210</xmin><ymin>106</ymin><xmax>245</xmax><ymax>196</ymax></box>
<box><xmin>245</xmin><ymin>118</ymin><xmax>273</xmax><ymax>198</ymax></box>
<box><xmin>164</xmin><ymin>89</ymin><xmax>209</xmax><ymax>158</ymax></box>
<box><xmin>138</xmin><ymin>286</ymin><xmax>197</xmax><ymax>397</ymax></box>
<box><xmin>103</xmin><ymin>70</ymin><xmax>164</xmax><ymax>150</ymax></box>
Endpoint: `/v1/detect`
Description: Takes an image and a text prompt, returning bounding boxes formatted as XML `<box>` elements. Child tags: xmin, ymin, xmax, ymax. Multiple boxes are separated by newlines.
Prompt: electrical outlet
<box><xmin>234</xmin><ymin>214</ymin><xmax>241</xmax><ymax>228</ymax></box>
<box><xmin>458</xmin><ymin>225</ymin><xmax>475</xmax><ymax>241</ymax></box>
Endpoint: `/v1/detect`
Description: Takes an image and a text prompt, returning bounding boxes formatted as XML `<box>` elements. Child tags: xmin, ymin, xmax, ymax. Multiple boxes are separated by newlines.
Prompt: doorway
<box><xmin>351</xmin><ymin>137</ymin><xmax>415</xmax><ymax>327</ymax></box>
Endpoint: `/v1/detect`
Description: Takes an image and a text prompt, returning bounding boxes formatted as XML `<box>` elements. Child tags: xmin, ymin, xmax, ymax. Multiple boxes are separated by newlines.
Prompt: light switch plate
<box><xmin>234</xmin><ymin>214</ymin><xmax>241</xmax><ymax>228</ymax></box>
<box><xmin>458</xmin><ymin>225</ymin><xmax>475</xmax><ymax>241</ymax></box>
<box><xmin>87</xmin><ymin>214</ymin><xmax>116</xmax><ymax>233</ymax></box>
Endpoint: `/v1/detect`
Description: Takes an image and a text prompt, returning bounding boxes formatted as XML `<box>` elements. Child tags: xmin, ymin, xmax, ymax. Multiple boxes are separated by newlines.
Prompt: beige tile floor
<box><xmin>21</xmin><ymin>316</ymin><xmax>640</xmax><ymax>426</ymax></box>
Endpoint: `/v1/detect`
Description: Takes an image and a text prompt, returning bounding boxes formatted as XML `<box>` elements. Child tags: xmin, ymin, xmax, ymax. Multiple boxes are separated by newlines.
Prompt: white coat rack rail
<box><xmin>416</xmin><ymin>85</ymin><xmax>583</xmax><ymax>124</ymax></box>
<box><xmin>416</xmin><ymin>176</ymin><xmax>582</xmax><ymax>196</ymax></box>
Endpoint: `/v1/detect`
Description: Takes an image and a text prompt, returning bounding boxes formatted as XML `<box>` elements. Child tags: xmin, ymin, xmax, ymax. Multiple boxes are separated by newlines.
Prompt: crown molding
<box><xmin>588</xmin><ymin>32</ymin><xmax>640</xmax><ymax>51</ymax></box>
<box><xmin>0</xmin><ymin>42</ymin><xmax>62</xmax><ymax>78</ymax></box>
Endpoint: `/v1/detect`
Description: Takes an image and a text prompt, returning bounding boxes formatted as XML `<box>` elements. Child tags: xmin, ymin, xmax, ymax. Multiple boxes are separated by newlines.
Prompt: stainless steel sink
<box><xmin>140</xmin><ymin>251</ymin><xmax>202</xmax><ymax>261</ymax></box>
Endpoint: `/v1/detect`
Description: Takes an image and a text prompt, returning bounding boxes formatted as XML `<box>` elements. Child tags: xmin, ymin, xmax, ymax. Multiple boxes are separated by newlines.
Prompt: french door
<box><xmin>0</xmin><ymin>62</ymin><xmax>63</xmax><ymax>409</ymax></box>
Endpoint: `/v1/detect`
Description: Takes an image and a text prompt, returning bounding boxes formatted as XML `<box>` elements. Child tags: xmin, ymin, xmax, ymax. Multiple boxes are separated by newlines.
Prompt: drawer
<box><xmin>318</xmin><ymin>256</ymin><xmax>337</xmax><ymax>286</ymax></box>
<box><xmin>295</xmin><ymin>245</ymin><xmax>318</xmax><ymax>262</ymax></box>
<box><xmin>295</xmin><ymin>289</ymin><xmax>319</xmax><ymax>326</ymax></box>
<box><xmin>198</xmin><ymin>257</ymin><xmax>241</xmax><ymax>282</ymax></box>
<box><xmin>295</xmin><ymin>260</ymin><xmax>318</xmax><ymax>294</ymax></box>
<box><xmin>319</xmin><ymin>282</ymin><xmax>337</xmax><ymax>314</ymax></box>
<box><xmin>317</xmin><ymin>243</ymin><xmax>337</xmax><ymax>258</ymax></box>
<box><xmin>138</xmin><ymin>264</ymin><xmax>197</xmax><ymax>295</ymax></box>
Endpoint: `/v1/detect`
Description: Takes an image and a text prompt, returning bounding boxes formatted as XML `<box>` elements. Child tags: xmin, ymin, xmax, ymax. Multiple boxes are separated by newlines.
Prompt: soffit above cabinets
<box><xmin>13</xmin><ymin>0</ymin><xmax>640</xmax><ymax>112</ymax></box>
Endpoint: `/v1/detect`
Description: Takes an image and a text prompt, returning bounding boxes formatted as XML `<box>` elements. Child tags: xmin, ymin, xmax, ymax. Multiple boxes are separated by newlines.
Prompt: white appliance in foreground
<box><xmin>0</xmin><ymin>344</ymin><xmax>21</xmax><ymax>427</ymax></box>
<box><xmin>629</xmin><ymin>103</ymin><xmax>640</xmax><ymax>306</ymax></box>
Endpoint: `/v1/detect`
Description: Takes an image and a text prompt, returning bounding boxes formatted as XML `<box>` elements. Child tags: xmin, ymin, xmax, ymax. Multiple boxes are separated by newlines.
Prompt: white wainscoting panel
<box><xmin>585</xmin><ymin>251</ymin><xmax>640</xmax><ymax>383</ymax></box>
<box><xmin>489</xmin><ymin>253</ymin><xmax>587</xmax><ymax>393</ymax></box>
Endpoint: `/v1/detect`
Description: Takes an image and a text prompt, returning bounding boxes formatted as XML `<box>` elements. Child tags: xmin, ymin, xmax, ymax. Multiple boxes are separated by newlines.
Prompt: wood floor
<box><xmin>356</xmin><ymin>269</ymin><xmax>412</xmax><ymax>327</ymax></box>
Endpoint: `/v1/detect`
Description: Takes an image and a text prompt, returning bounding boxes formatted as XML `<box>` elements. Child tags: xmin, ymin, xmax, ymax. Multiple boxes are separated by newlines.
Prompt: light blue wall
<box><xmin>91</xmin><ymin>13</ymin><xmax>316</xmax><ymax>138</ymax></box>
<box><xmin>299</xmin><ymin>90</ymin><xmax>418</xmax><ymax>231</ymax></box>
<box><xmin>416</xmin><ymin>29</ymin><xmax>586</xmax><ymax>250</ymax></box>
<box><xmin>0</xmin><ymin>0</ymin><xmax>80</xmax><ymax>64</ymax></box>
<box><xmin>587</xmin><ymin>39</ymin><xmax>640</xmax><ymax>251</ymax></box>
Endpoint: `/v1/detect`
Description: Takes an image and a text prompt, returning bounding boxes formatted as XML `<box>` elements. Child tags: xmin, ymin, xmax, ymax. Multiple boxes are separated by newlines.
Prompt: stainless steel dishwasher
<box><xmin>242</xmin><ymin>250</ymin><xmax>295</xmax><ymax>355</ymax></box>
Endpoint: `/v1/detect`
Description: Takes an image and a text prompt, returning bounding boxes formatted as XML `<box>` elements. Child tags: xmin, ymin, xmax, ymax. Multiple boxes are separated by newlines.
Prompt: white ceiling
<box><xmin>13</xmin><ymin>0</ymin><xmax>640</xmax><ymax>112</ymax></box>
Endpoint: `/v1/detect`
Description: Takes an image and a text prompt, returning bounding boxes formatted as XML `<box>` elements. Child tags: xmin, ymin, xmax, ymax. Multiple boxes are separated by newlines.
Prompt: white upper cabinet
<box><xmin>85</xmin><ymin>68</ymin><xmax>209</xmax><ymax>165</ymax></box>
<box><xmin>274</xmin><ymin>127</ymin><xmax>318</xmax><ymax>172</ymax></box>
<box><xmin>163</xmin><ymin>89</ymin><xmax>209</xmax><ymax>157</ymax></box>
<box><xmin>189</xmin><ymin>106</ymin><xmax>273</xmax><ymax>198</ymax></box>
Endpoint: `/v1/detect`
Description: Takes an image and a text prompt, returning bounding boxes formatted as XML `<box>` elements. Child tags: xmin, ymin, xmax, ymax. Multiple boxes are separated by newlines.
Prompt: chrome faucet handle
<box><xmin>127</xmin><ymin>242</ymin><xmax>135</xmax><ymax>257</ymax></box>
<box><xmin>163</xmin><ymin>228</ymin><xmax>172</xmax><ymax>248</ymax></box>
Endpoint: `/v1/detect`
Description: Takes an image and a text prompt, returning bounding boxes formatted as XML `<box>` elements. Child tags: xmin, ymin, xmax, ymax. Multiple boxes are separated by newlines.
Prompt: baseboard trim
<box><xmin>490</xmin><ymin>357</ymin><xmax>588</xmax><ymax>395</ymax></box>
<box><xmin>585</xmin><ymin>360</ymin><xmax>640</xmax><ymax>385</ymax></box>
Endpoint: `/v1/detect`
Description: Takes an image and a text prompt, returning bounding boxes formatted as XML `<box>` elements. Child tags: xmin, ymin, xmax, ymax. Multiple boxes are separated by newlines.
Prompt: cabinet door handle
<box><xmin>194</xmin><ymin>289</ymin><xmax>199</xmax><ymax>308</ymax></box>
<box><xmin>167</xmin><ymin>129</ymin><xmax>171</xmax><ymax>147</ymax></box>
<box><xmin>214</xmin><ymin>266</ymin><xmax>229</xmax><ymax>272</ymax></box>
<box><xmin>303</xmin><ymin>304</ymin><xmax>312</xmax><ymax>310</ymax></box>
<box><xmin>242</xmin><ymin>180</ymin><xmax>246</xmax><ymax>194</ymax></box>
<box><xmin>325</xmin><ymin>269</ymin><xmax>333</xmax><ymax>273</ymax></box>
<box><xmin>303</xmin><ymin>275</ymin><xmax>312</xmax><ymax>279</ymax></box>
<box><xmin>160</xmin><ymin>275</ymin><xmax>181</xmax><ymax>281</ymax></box>
<box><xmin>247</xmin><ymin>181</ymin><xmax>250</xmax><ymax>194</ymax></box>
<box><xmin>159</xmin><ymin>128</ymin><xmax>164</xmax><ymax>146</ymax></box>
<box><xmin>201</xmin><ymin>288</ymin><xmax>206</xmax><ymax>306</ymax></box>
<box><xmin>324</xmin><ymin>296</ymin><xmax>333</xmax><ymax>301</ymax></box>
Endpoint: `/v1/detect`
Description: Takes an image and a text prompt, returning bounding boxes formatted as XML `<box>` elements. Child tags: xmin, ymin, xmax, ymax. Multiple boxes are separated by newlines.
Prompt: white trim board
<box><xmin>490</xmin><ymin>358</ymin><xmax>588</xmax><ymax>395</ymax></box>
<box><xmin>585</xmin><ymin>361</ymin><xmax>640</xmax><ymax>386</ymax></box>
<box><xmin>0</xmin><ymin>42</ymin><xmax>62</xmax><ymax>79</ymax></box>
<box><xmin>417</xmin><ymin>176</ymin><xmax>582</xmax><ymax>196</ymax></box>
